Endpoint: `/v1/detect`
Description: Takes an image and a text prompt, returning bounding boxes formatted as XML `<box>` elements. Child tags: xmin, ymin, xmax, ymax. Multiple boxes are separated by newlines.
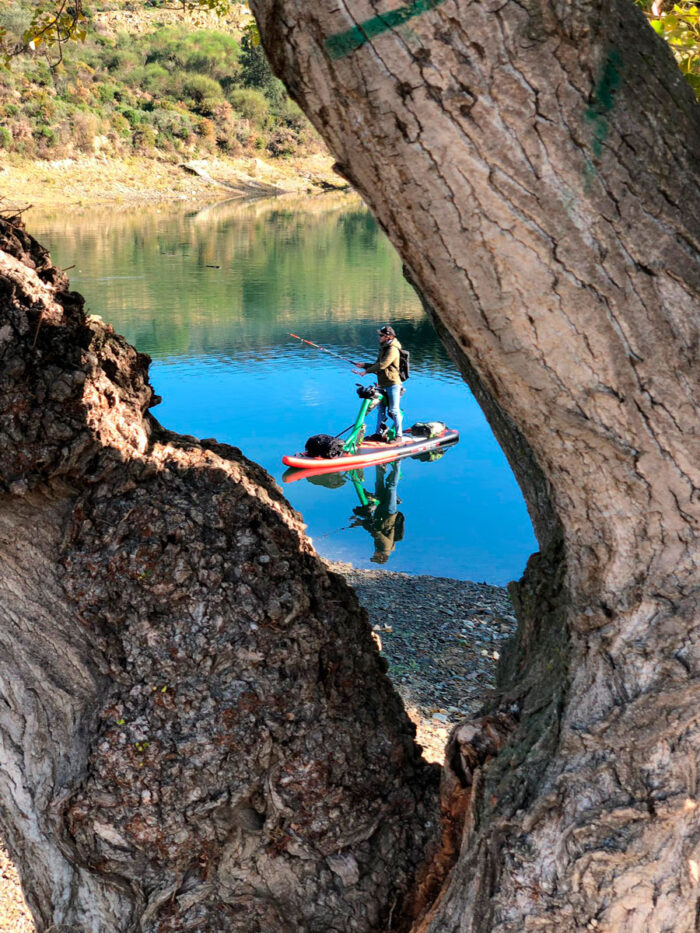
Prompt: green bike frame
<box><xmin>343</xmin><ymin>391</ymin><xmax>404</xmax><ymax>453</ymax></box>
<box><xmin>343</xmin><ymin>397</ymin><xmax>374</xmax><ymax>453</ymax></box>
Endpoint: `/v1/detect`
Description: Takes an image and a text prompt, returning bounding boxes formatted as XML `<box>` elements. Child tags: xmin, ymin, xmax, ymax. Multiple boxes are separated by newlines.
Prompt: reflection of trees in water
<box><xmin>31</xmin><ymin>196</ymin><xmax>441</xmax><ymax>363</ymax></box>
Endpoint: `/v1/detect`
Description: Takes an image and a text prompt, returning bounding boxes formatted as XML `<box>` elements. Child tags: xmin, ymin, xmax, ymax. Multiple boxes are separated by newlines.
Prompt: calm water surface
<box><xmin>31</xmin><ymin>195</ymin><xmax>536</xmax><ymax>583</ymax></box>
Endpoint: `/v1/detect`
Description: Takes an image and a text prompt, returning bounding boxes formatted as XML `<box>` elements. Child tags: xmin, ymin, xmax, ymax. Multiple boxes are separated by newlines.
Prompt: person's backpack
<box><xmin>304</xmin><ymin>434</ymin><xmax>345</xmax><ymax>458</ymax></box>
<box><xmin>398</xmin><ymin>348</ymin><xmax>410</xmax><ymax>381</ymax></box>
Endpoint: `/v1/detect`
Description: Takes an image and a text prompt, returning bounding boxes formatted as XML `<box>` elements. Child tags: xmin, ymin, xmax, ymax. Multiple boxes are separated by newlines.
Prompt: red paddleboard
<box><xmin>282</xmin><ymin>428</ymin><xmax>459</xmax><ymax>476</ymax></box>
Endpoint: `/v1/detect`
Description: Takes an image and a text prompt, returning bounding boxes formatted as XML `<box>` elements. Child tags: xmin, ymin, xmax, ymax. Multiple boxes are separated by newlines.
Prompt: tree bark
<box><xmin>248</xmin><ymin>0</ymin><xmax>700</xmax><ymax>929</ymax></box>
<box><xmin>0</xmin><ymin>218</ymin><xmax>439</xmax><ymax>932</ymax></box>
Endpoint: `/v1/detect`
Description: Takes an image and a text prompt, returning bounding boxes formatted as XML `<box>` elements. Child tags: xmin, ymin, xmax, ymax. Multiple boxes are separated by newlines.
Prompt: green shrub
<box><xmin>277</xmin><ymin>99</ymin><xmax>308</xmax><ymax>132</ymax></box>
<box><xmin>266</xmin><ymin>127</ymin><xmax>298</xmax><ymax>158</ymax></box>
<box><xmin>111</xmin><ymin>113</ymin><xmax>132</xmax><ymax>138</ymax></box>
<box><xmin>132</xmin><ymin>125</ymin><xmax>156</xmax><ymax>151</ymax></box>
<box><xmin>228</xmin><ymin>88</ymin><xmax>269</xmax><ymax>128</ymax></box>
<box><xmin>182</xmin><ymin>74</ymin><xmax>223</xmax><ymax>106</ymax></box>
<box><xmin>180</xmin><ymin>31</ymin><xmax>240</xmax><ymax>80</ymax></box>
<box><xmin>0</xmin><ymin>126</ymin><xmax>12</xmax><ymax>149</ymax></box>
<box><xmin>142</xmin><ymin>63</ymin><xmax>170</xmax><ymax>94</ymax></box>
<box><xmin>150</xmin><ymin>108</ymin><xmax>192</xmax><ymax>141</ymax></box>
<box><xmin>239</xmin><ymin>35</ymin><xmax>273</xmax><ymax>92</ymax></box>
<box><xmin>146</xmin><ymin>27</ymin><xmax>240</xmax><ymax>82</ymax></box>
<box><xmin>119</xmin><ymin>107</ymin><xmax>143</xmax><ymax>126</ymax></box>
<box><xmin>96</xmin><ymin>83</ymin><xmax>120</xmax><ymax>103</ymax></box>
<box><xmin>104</xmin><ymin>47</ymin><xmax>142</xmax><ymax>73</ymax></box>
<box><xmin>196</xmin><ymin>96</ymin><xmax>224</xmax><ymax>117</ymax></box>
<box><xmin>34</xmin><ymin>124</ymin><xmax>56</xmax><ymax>142</ymax></box>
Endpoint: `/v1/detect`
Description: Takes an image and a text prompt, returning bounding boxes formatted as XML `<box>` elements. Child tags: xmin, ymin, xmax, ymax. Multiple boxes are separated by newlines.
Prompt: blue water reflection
<box><xmin>30</xmin><ymin>197</ymin><xmax>536</xmax><ymax>583</ymax></box>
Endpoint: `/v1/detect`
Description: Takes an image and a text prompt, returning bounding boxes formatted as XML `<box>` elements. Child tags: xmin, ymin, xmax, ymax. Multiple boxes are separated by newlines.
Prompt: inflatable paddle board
<box><xmin>282</xmin><ymin>427</ymin><xmax>459</xmax><ymax>476</ymax></box>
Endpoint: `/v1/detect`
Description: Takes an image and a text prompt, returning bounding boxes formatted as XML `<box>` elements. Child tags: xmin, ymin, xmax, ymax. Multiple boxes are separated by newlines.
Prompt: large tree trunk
<box><xmin>248</xmin><ymin>0</ymin><xmax>700</xmax><ymax>929</ymax></box>
<box><xmin>0</xmin><ymin>220</ymin><xmax>440</xmax><ymax>932</ymax></box>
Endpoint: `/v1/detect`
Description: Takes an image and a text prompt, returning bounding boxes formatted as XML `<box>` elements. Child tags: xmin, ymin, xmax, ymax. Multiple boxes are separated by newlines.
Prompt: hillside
<box><xmin>0</xmin><ymin>1</ymin><xmax>338</xmax><ymax>204</ymax></box>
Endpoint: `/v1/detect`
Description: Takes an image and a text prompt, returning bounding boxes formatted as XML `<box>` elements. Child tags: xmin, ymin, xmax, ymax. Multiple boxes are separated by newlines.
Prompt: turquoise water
<box><xmin>31</xmin><ymin>195</ymin><xmax>536</xmax><ymax>583</ymax></box>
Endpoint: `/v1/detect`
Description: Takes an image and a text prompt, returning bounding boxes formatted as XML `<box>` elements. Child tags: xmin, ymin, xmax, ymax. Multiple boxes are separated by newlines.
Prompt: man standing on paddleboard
<box><xmin>353</xmin><ymin>325</ymin><xmax>404</xmax><ymax>442</ymax></box>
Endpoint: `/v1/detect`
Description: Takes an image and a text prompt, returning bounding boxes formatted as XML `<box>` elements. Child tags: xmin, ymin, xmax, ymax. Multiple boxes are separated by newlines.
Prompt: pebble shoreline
<box><xmin>326</xmin><ymin>561</ymin><xmax>516</xmax><ymax>763</ymax></box>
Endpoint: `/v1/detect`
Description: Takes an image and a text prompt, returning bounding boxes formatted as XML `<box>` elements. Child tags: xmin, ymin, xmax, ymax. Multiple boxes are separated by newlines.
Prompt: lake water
<box><xmin>30</xmin><ymin>194</ymin><xmax>536</xmax><ymax>584</ymax></box>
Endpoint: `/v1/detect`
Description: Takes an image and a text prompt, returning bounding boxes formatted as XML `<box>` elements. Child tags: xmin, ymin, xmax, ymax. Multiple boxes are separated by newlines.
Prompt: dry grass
<box><xmin>0</xmin><ymin>151</ymin><xmax>341</xmax><ymax>210</ymax></box>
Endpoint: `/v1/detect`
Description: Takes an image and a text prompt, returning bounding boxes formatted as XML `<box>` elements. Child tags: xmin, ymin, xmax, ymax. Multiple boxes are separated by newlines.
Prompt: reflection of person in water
<box><xmin>351</xmin><ymin>462</ymin><xmax>405</xmax><ymax>564</ymax></box>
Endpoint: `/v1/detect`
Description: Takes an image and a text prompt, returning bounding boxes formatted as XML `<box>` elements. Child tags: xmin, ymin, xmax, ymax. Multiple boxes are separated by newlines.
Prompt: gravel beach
<box><xmin>327</xmin><ymin>561</ymin><xmax>516</xmax><ymax>763</ymax></box>
<box><xmin>0</xmin><ymin>565</ymin><xmax>515</xmax><ymax>932</ymax></box>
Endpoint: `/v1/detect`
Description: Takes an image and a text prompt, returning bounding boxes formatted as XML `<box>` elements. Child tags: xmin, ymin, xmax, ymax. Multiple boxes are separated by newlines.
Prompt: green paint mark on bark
<box><xmin>325</xmin><ymin>0</ymin><xmax>447</xmax><ymax>60</ymax></box>
<box><xmin>584</xmin><ymin>49</ymin><xmax>623</xmax><ymax>159</ymax></box>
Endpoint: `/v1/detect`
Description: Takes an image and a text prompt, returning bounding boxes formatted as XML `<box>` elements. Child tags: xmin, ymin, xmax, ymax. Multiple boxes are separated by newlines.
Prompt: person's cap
<box><xmin>377</xmin><ymin>325</ymin><xmax>395</xmax><ymax>337</ymax></box>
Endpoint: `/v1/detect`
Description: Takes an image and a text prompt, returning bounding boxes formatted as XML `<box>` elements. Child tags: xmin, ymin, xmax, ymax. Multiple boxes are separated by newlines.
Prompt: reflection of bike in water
<box><xmin>348</xmin><ymin>463</ymin><xmax>405</xmax><ymax>564</ymax></box>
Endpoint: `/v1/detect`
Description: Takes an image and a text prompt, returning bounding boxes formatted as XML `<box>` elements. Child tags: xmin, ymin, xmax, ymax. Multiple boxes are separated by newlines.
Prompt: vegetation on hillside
<box><xmin>0</xmin><ymin>2</ymin><xmax>320</xmax><ymax>160</ymax></box>
<box><xmin>0</xmin><ymin>0</ymin><xmax>696</xmax><ymax>164</ymax></box>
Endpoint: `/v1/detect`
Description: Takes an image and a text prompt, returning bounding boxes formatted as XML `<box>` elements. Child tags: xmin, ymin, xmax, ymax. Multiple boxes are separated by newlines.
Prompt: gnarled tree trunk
<box><xmin>0</xmin><ymin>220</ymin><xmax>439</xmax><ymax>932</ymax></box>
<box><xmin>248</xmin><ymin>0</ymin><xmax>700</xmax><ymax>929</ymax></box>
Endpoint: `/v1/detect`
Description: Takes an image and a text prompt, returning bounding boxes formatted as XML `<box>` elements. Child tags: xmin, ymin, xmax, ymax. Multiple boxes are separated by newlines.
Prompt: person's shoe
<box><xmin>391</xmin><ymin>435</ymin><xmax>404</xmax><ymax>444</ymax></box>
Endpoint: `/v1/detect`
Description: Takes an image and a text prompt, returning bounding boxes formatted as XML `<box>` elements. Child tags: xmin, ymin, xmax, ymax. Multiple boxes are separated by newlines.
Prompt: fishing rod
<box><xmin>289</xmin><ymin>332</ymin><xmax>361</xmax><ymax>368</ymax></box>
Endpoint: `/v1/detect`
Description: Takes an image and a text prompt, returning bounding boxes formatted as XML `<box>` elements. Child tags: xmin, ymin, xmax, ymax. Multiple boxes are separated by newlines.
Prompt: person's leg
<box><xmin>386</xmin><ymin>384</ymin><xmax>403</xmax><ymax>438</ymax></box>
<box><xmin>385</xmin><ymin>462</ymin><xmax>399</xmax><ymax>514</ymax></box>
<box><xmin>375</xmin><ymin>393</ymin><xmax>387</xmax><ymax>433</ymax></box>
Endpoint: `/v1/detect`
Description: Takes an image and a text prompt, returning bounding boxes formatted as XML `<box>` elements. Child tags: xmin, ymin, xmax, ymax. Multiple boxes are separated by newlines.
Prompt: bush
<box><xmin>180</xmin><ymin>31</ymin><xmax>240</xmax><ymax>80</ymax></box>
<box><xmin>215</xmin><ymin>129</ymin><xmax>242</xmax><ymax>154</ymax></box>
<box><xmin>104</xmin><ymin>47</ymin><xmax>142</xmax><ymax>74</ymax></box>
<box><xmin>120</xmin><ymin>107</ymin><xmax>144</xmax><ymax>126</ymax></box>
<box><xmin>197</xmin><ymin>96</ymin><xmax>226</xmax><ymax>117</ymax></box>
<box><xmin>132</xmin><ymin>125</ymin><xmax>156</xmax><ymax>151</ymax></box>
<box><xmin>228</xmin><ymin>88</ymin><xmax>269</xmax><ymax>128</ymax></box>
<box><xmin>266</xmin><ymin>127</ymin><xmax>299</xmax><ymax>158</ymax></box>
<box><xmin>140</xmin><ymin>63</ymin><xmax>170</xmax><ymax>95</ymax></box>
<box><xmin>34</xmin><ymin>124</ymin><xmax>57</xmax><ymax>144</ymax></box>
<box><xmin>0</xmin><ymin>126</ymin><xmax>12</xmax><ymax>149</ymax></box>
<box><xmin>96</xmin><ymin>83</ymin><xmax>121</xmax><ymax>103</ymax></box>
<box><xmin>150</xmin><ymin>108</ymin><xmax>193</xmax><ymax>141</ymax></box>
<box><xmin>111</xmin><ymin>112</ymin><xmax>132</xmax><ymax>138</ymax></box>
<box><xmin>277</xmin><ymin>99</ymin><xmax>309</xmax><ymax>132</ymax></box>
<box><xmin>182</xmin><ymin>74</ymin><xmax>223</xmax><ymax>106</ymax></box>
<box><xmin>146</xmin><ymin>27</ymin><xmax>240</xmax><ymax>82</ymax></box>
<box><xmin>9</xmin><ymin>118</ymin><xmax>34</xmax><ymax>153</ymax></box>
<box><xmin>124</xmin><ymin>63</ymin><xmax>171</xmax><ymax>95</ymax></box>
<box><xmin>72</xmin><ymin>111</ymin><xmax>100</xmax><ymax>153</ymax></box>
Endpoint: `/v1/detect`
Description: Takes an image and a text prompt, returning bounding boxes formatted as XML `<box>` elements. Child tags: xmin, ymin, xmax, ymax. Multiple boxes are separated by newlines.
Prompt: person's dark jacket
<box><xmin>364</xmin><ymin>339</ymin><xmax>402</xmax><ymax>388</ymax></box>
